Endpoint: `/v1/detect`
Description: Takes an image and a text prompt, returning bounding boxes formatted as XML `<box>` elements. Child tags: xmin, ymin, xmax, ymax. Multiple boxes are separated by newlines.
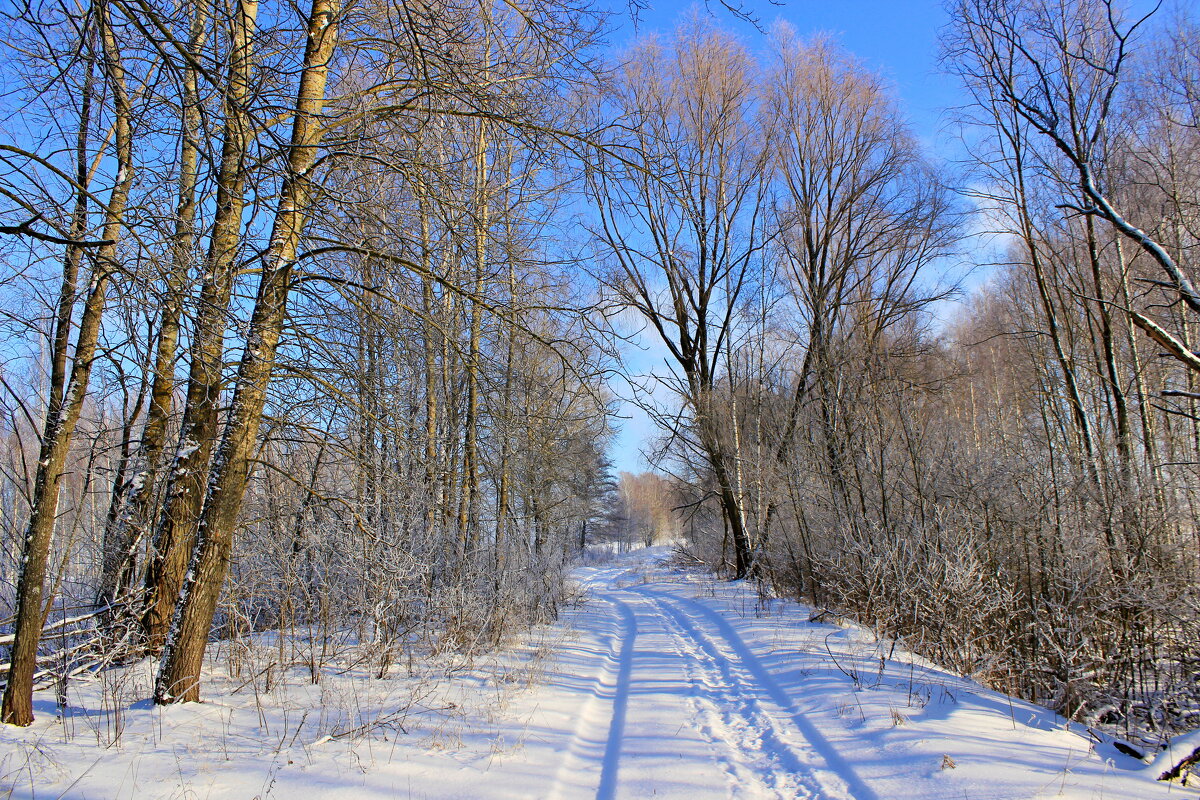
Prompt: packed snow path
<box><xmin>549</xmin><ymin>566</ymin><xmax>875</xmax><ymax>800</ymax></box>
<box><xmin>538</xmin><ymin>555</ymin><xmax>1183</xmax><ymax>799</ymax></box>
<box><xmin>1</xmin><ymin>547</ymin><xmax>1191</xmax><ymax>798</ymax></box>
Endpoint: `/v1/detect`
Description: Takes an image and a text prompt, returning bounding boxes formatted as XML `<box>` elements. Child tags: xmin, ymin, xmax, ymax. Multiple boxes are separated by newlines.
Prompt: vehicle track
<box><xmin>547</xmin><ymin>566</ymin><xmax>877</xmax><ymax>799</ymax></box>
<box><xmin>638</xmin><ymin>585</ymin><xmax>878</xmax><ymax>800</ymax></box>
<box><xmin>545</xmin><ymin>588</ymin><xmax>637</xmax><ymax>800</ymax></box>
<box><xmin>638</xmin><ymin>587</ymin><xmax>820</xmax><ymax>799</ymax></box>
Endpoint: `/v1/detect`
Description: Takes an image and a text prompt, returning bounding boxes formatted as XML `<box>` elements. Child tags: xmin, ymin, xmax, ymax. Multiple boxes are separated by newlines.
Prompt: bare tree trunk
<box><xmin>457</xmin><ymin>113</ymin><xmax>489</xmax><ymax>562</ymax></box>
<box><xmin>1117</xmin><ymin>239</ymin><xmax>1164</xmax><ymax>511</ymax></box>
<box><xmin>48</xmin><ymin>42</ymin><xmax>97</xmax><ymax>426</ymax></box>
<box><xmin>97</xmin><ymin>357</ymin><xmax>150</xmax><ymax>607</ymax></box>
<box><xmin>694</xmin><ymin>388</ymin><xmax>753</xmax><ymax>578</ymax></box>
<box><xmin>141</xmin><ymin>0</ymin><xmax>258</xmax><ymax>652</ymax></box>
<box><xmin>1084</xmin><ymin>216</ymin><xmax>1131</xmax><ymax>474</ymax></box>
<box><xmin>419</xmin><ymin>185</ymin><xmax>440</xmax><ymax>541</ymax></box>
<box><xmin>154</xmin><ymin>0</ymin><xmax>339</xmax><ymax>703</ymax></box>
<box><xmin>495</xmin><ymin>259</ymin><xmax>516</xmax><ymax>579</ymax></box>
<box><xmin>1007</xmin><ymin>129</ymin><xmax>1099</xmax><ymax>483</ymax></box>
<box><xmin>2</xmin><ymin>2</ymin><xmax>134</xmax><ymax>725</ymax></box>
<box><xmin>96</xmin><ymin>0</ymin><xmax>209</xmax><ymax>614</ymax></box>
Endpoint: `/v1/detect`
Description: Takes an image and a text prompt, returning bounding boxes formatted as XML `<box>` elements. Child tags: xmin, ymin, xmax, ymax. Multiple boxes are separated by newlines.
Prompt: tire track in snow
<box><xmin>596</xmin><ymin>597</ymin><xmax>636</xmax><ymax>799</ymax></box>
<box><xmin>639</xmin><ymin>585</ymin><xmax>879</xmax><ymax>800</ymax></box>
<box><xmin>546</xmin><ymin>584</ymin><xmax>637</xmax><ymax>800</ymax></box>
<box><xmin>640</xmin><ymin>588</ymin><xmax>816</xmax><ymax>799</ymax></box>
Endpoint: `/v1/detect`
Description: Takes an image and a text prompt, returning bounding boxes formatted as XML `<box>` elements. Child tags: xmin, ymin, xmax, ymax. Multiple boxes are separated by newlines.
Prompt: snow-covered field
<box><xmin>2</xmin><ymin>546</ymin><xmax>1194</xmax><ymax>799</ymax></box>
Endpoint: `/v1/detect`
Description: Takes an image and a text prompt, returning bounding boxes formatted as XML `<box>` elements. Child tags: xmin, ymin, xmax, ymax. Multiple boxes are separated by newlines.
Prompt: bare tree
<box><xmin>588</xmin><ymin>16</ymin><xmax>770</xmax><ymax>577</ymax></box>
<box><xmin>95</xmin><ymin>0</ymin><xmax>210</xmax><ymax>619</ymax></box>
<box><xmin>140</xmin><ymin>0</ymin><xmax>260</xmax><ymax>652</ymax></box>
<box><xmin>763</xmin><ymin>30</ymin><xmax>958</xmax><ymax>560</ymax></box>
<box><xmin>153</xmin><ymin>0</ymin><xmax>340</xmax><ymax>704</ymax></box>
<box><xmin>947</xmin><ymin>0</ymin><xmax>1200</xmax><ymax>375</ymax></box>
<box><xmin>1</xmin><ymin>0</ymin><xmax>136</xmax><ymax>725</ymax></box>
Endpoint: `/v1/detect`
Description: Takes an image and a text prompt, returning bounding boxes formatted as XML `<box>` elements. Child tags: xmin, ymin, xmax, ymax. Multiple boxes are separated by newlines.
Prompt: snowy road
<box><xmin>511</xmin><ymin>551</ymin><xmax>1182</xmax><ymax>799</ymax></box>
<box><xmin>2</xmin><ymin>547</ymin><xmax>1188</xmax><ymax>799</ymax></box>
<box><xmin>548</xmin><ymin>566</ymin><xmax>873</xmax><ymax>800</ymax></box>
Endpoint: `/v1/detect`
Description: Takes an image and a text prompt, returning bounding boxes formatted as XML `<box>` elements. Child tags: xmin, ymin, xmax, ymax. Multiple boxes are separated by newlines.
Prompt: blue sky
<box><xmin>602</xmin><ymin>0</ymin><xmax>971</xmax><ymax>475</ymax></box>
<box><xmin>615</xmin><ymin>1</ymin><xmax>963</xmax><ymax>152</ymax></box>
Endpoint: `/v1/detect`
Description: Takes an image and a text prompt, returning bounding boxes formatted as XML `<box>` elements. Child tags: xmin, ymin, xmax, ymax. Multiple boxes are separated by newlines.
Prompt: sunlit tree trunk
<box><xmin>141</xmin><ymin>0</ymin><xmax>259</xmax><ymax>651</ymax></box>
<box><xmin>96</xmin><ymin>0</ymin><xmax>209</xmax><ymax>614</ymax></box>
<box><xmin>3</xmin><ymin>2</ymin><xmax>134</xmax><ymax>725</ymax></box>
<box><xmin>154</xmin><ymin>0</ymin><xmax>339</xmax><ymax>703</ymax></box>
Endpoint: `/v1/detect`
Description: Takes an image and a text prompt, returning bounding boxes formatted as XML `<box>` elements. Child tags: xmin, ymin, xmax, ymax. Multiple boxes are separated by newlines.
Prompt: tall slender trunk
<box><xmin>95</xmin><ymin>0</ymin><xmax>209</xmax><ymax>613</ymax></box>
<box><xmin>97</xmin><ymin>362</ymin><xmax>150</xmax><ymax>604</ymax></box>
<box><xmin>441</xmin><ymin>287</ymin><xmax>461</xmax><ymax>559</ymax></box>
<box><xmin>457</xmin><ymin>114</ymin><xmax>489</xmax><ymax>560</ymax></box>
<box><xmin>1081</xmin><ymin>216</ymin><xmax>1130</xmax><ymax>581</ymax></box>
<box><xmin>1084</xmin><ymin>218</ymin><xmax>1130</xmax><ymax>472</ymax></box>
<box><xmin>141</xmin><ymin>0</ymin><xmax>258</xmax><ymax>651</ymax></box>
<box><xmin>712</xmin><ymin>451</ymin><xmax>752</xmax><ymax>579</ymax></box>
<box><xmin>154</xmin><ymin>0</ymin><xmax>339</xmax><ymax>704</ymax></box>
<box><xmin>1019</xmin><ymin>191</ymin><xmax>1096</xmax><ymax>479</ymax></box>
<box><xmin>495</xmin><ymin>260</ymin><xmax>516</xmax><ymax>579</ymax></box>
<box><xmin>419</xmin><ymin>186</ymin><xmax>440</xmax><ymax>541</ymax></box>
<box><xmin>694</xmin><ymin>383</ymin><xmax>752</xmax><ymax>578</ymax></box>
<box><xmin>48</xmin><ymin>45</ymin><xmax>97</xmax><ymax>424</ymax></box>
<box><xmin>727</xmin><ymin>352</ymin><xmax>749</xmax><ymax>559</ymax></box>
<box><xmin>1009</xmin><ymin>149</ymin><xmax>1125</xmax><ymax>578</ymax></box>
<box><xmin>2</xmin><ymin>3</ymin><xmax>134</xmax><ymax>725</ymax></box>
<box><xmin>1117</xmin><ymin>240</ymin><xmax>1164</xmax><ymax>512</ymax></box>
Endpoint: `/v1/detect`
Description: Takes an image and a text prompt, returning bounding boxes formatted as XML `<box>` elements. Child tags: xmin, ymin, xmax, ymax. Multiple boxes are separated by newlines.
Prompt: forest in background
<box><xmin>0</xmin><ymin>0</ymin><xmax>1197</xmax><ymax>750</ymax></box>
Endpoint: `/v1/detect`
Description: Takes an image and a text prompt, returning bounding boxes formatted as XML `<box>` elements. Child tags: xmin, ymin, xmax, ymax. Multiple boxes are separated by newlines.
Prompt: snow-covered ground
<box><xmin>2</xmin><ymin>546</ymin><xmax>1194</xmax><ymax>798</ymax></box>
